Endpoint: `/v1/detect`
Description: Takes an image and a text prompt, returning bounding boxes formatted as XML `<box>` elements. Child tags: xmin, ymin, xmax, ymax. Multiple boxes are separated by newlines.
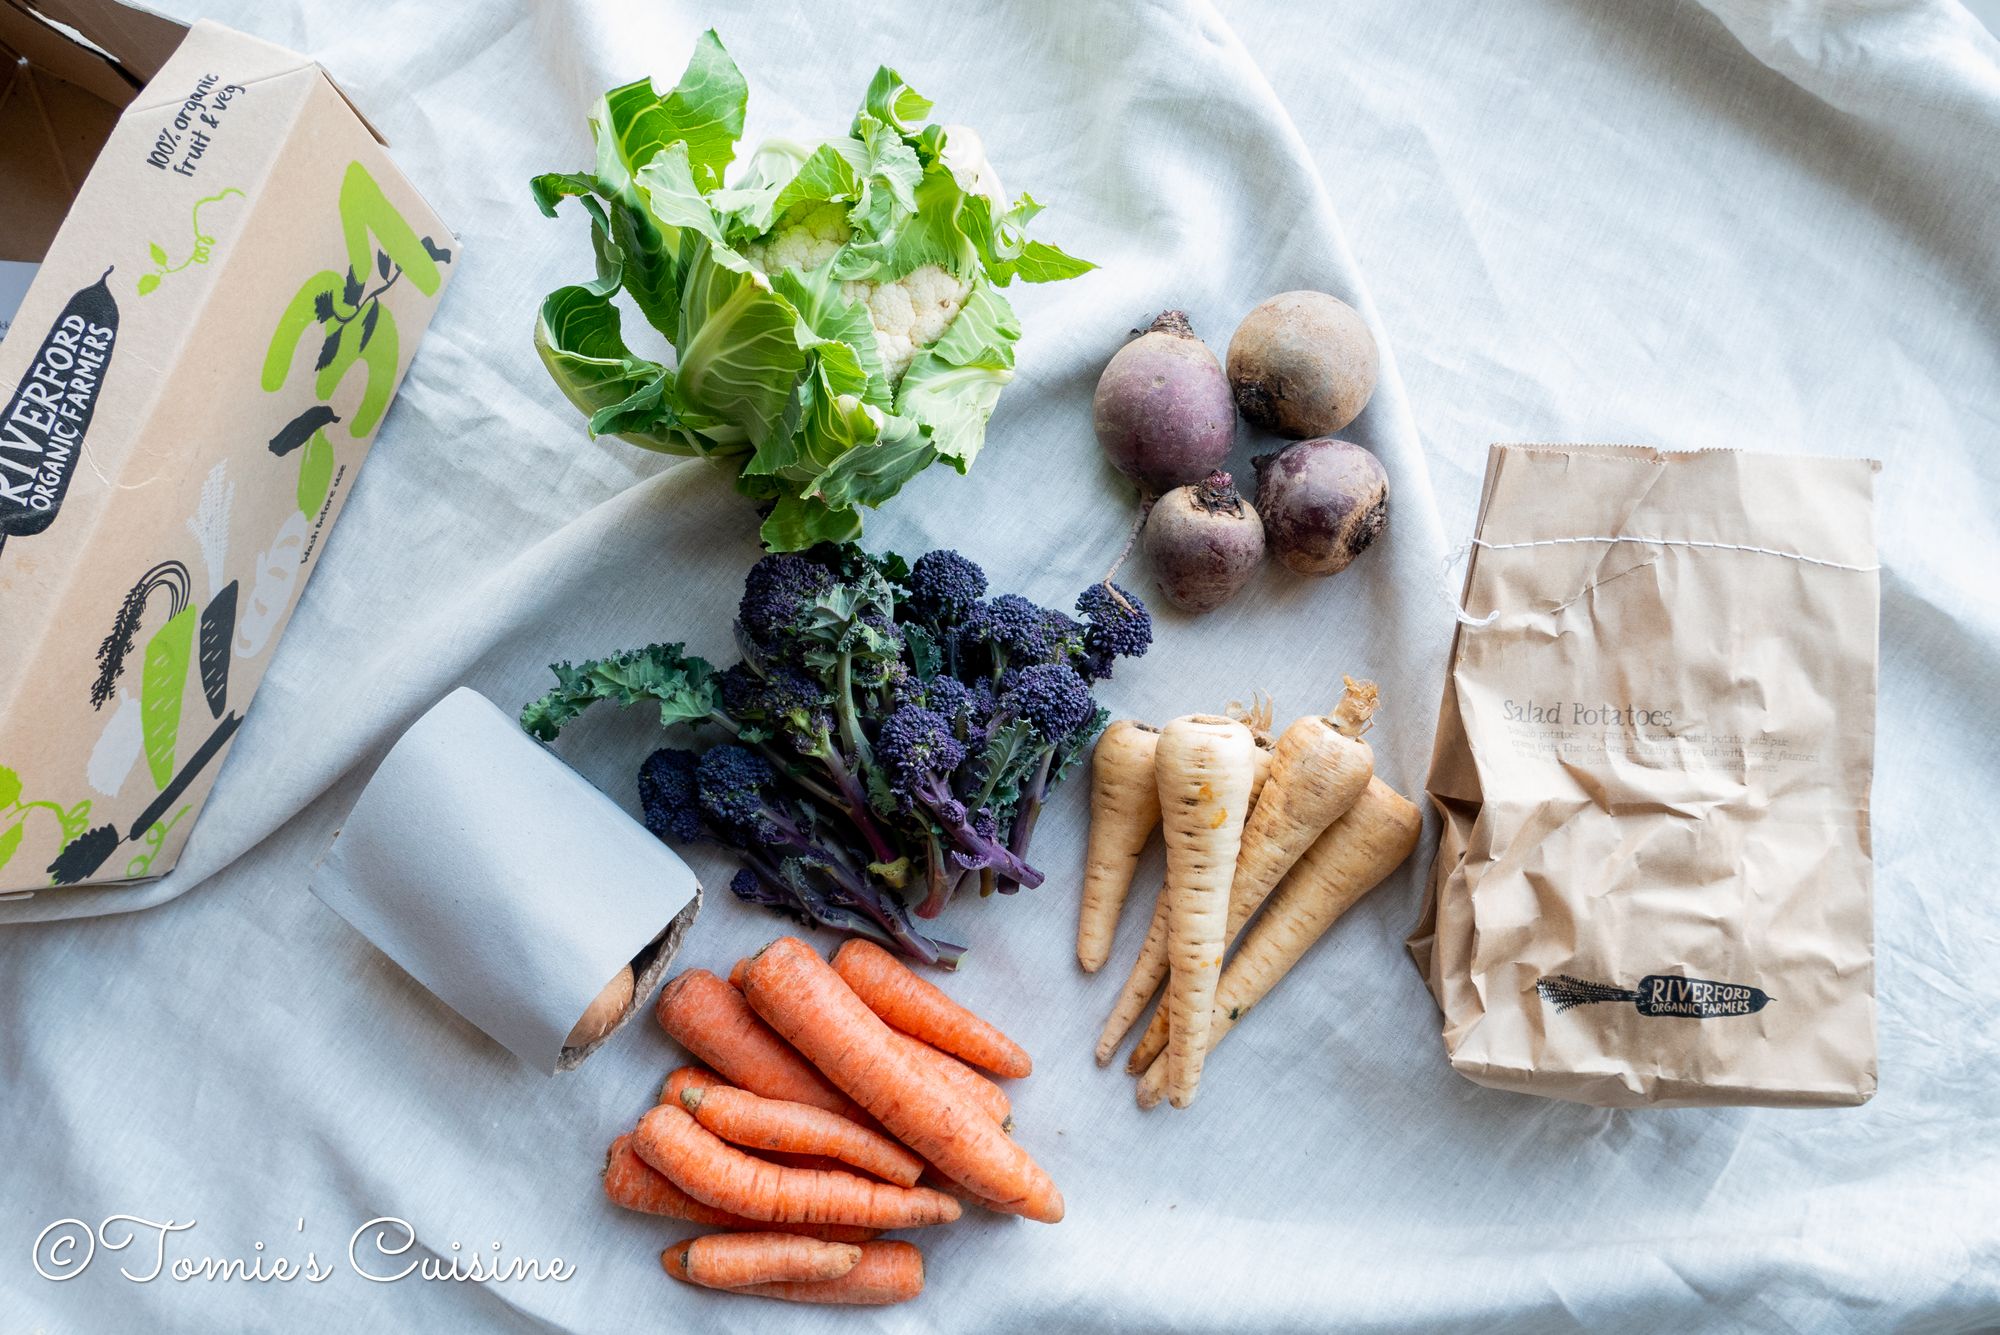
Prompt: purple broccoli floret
<box><xmin>738</xmin><ymin>552</ymin><xmax>835</xmax><ymax>645</ymax></box>
<box><xmin>1076</xmin><ymin>582</ymin><xmax>1153</xmax><ymax>680</ymax></box>
<box><xmin>877</xmin><ymin>705</ymin><xmax>969</xmax><ymax>784</ymax></box>
<box><xmin>638</xmin><ymin>747</ymin><xmax>703</xmax><ymax>843</ymax></box>
<box><xmin>906</xmin><ymin>550</ymin><xmax>988</xmax><ymax>625</ymax></box>
<box><xmin>1003</xmin><ymin>662</ymin><xmax>1095</xmax><ymax>740</ymax></box>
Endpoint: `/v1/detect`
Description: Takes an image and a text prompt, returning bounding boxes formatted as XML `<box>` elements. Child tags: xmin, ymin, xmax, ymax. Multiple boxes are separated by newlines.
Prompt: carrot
<box><xmin>834</xmin><ymin>938</ymin><xmax>1032</xmax><ymax>1079</ymax></box>
<box><xmin>1153</xmin><ymin>714</ymin><xmax>1257</xmax><ymax>1109</ymax></box>
<box><xmin>728</xmin><ymin>958</ymin><xmax>752</xmax><ymax>990</ymax></box>
<box><xmin>633</xmin><ymin>1104</ymin><xmax>960</xmax><ymax>1229</ymax></box>
<box><xmin>742</xmin><ymin>937</ymin><xmax>1064</xmax><ymax>1223</ymax></box>
<box><xmin>1075</xmin><ymin>720</ymin><xmax>1161</xmax><ymax>972</ymax></box>
<box><xmin>1095</xmin><ymin>721</ymin><xmax>1279</xmax><ymax>1066</ymax></box>
<box><xmin>680</xmin><ymin>1084</ymin><xmax>925</xmax><ymax>1188</ymax></box>
<box><xmin>889</xmin><ymin>1029</ymin><xmax>1012</xmax><ymax>1128</ymax></box>
<box><xmin>1135</xmin><ymin>776</ymin><xmax>1420</xmax><ymax>1107</ymax></box>
<box><xmin>656</xmin><ymin>968</ymin><xmax>860</xmax><ymax>1119</ymax></box>
<box><xmin>1126</xmin><ymin>680</ymin><xmax>1378</xmax><ymax>1073</ymax></box>
<box><xmin>661</xmin><ymin>1065</ymin><xmax>727</xmax><ymax>1106</ymax></box>
<box><xmin>661</xmin><ymin>1232</ymin><xmax>860</xmax><ymax>1289</ymax></box>
<box><xmin>665</xmin><ymin>1238</ymin><xmax>924</xmax><ymax>1305</ymax></box>
<box><xmin>600</xmin><ymin>1135</ymin><xmax>878</xmax><ymax>1242</ymax></box>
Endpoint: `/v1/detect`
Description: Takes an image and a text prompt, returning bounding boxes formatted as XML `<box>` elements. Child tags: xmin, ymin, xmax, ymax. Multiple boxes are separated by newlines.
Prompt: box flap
<box><xmin>21</xmin><ymin>0</ymin><xmax>183</xmax><ymax>84</ymax></box>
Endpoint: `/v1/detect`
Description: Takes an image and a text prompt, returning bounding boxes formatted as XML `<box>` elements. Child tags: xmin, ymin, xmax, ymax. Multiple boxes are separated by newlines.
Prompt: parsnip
<box><xmin>1154</xmin><ymin>715</ymin><xmax>1257</xmax><ymax>1108</ymax></box>
<box><xmin>1126</xmin><ymin>680</ymin><xmax>1377</xmax><ymax>1073</ymax></box>
<box><xmin>1135</xmin><ymin>776</ymin><xmax>1420</xmax><ymax>1107</ymax></box>
<box><xmin>1075</xmin><ymin>721</ymin><xmax>1162</xmax><ymax>973</ymax></box>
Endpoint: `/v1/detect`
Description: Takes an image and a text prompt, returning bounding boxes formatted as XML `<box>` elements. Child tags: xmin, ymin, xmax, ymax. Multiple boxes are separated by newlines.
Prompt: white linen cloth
<box><xmin>4</xmin><ymin>0</ymin><xmax>1996</xmax><ymax>1329</ymax></box>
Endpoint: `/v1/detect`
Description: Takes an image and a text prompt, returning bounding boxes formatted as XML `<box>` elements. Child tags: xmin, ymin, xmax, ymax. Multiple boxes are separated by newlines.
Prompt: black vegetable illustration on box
<box><xmin>128</xmin><ymin>713</ymin><xmax>241</xmax><ymax>841</ymax></box>
<box><xmin>184</xmin><ymin>463</ymin><xmax>238</xmax><ymax>718</ymax></box>
<box><xmin>89</xmin><ymin>560</ymin><xmax>195</xmax><ymax>788</ymax></box>
<box><xmin>0</xmin><ymin>268</ymin><xmax>118</xmax><ymax>563</ymax></box>
<box><xmin>1538</xmin><ymin>973</ymin><xmax>1773</xmax><ymax>1019</ymax></box>
<box><xmin>268</xmin><ymin>405</ymin><xmax>340</xmax><ymax>458</ymax></box>
<box><xmin>47</xmin><ymin>824</ymin><xmax>120</xmax><ymax>886</ymax></box>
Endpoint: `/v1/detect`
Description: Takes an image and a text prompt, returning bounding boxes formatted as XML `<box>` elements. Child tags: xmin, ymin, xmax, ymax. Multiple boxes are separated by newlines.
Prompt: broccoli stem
<box><xmin>995</xmin><ymin>750</ymin><xmax>1054</xmax><ymax>896</ymax></box>
<box><xmin>834</xmin><ymin>650</ymin><xmax>870</xmax><ymax>768</ymax></box>
<box><xmin>819</xmin><ymin>747</ymin><xmax>898</xmax><ymax>866</ymax></box>
<box><xmin>917</xmin><ymin>832</ymin><xmax>952</xmax><ymax>918</ymax></box>
<box><xmin>912</xmin><ymin>774</ymin><xmax>1045</xmax><ymax>888</ymax></box>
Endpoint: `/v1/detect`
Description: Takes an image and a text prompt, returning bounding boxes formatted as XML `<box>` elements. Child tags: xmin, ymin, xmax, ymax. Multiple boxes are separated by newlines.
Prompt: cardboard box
<box><xmin>0</xmin><ymin>3</ymin><xmax>457</xmax><ymax>897</ymax></box>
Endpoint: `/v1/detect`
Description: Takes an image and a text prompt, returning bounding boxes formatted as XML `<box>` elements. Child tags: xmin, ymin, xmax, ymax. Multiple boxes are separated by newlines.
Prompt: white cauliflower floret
<box><xmin>842</xmin><ymin>263</ymin><xmax>967</xmax><ymax>382</ymax></box>
<box><xmin>742</xmin><ymin>201</ymin><xmax>851</xmax><ymax>274</ymax></box>
<box><xmin>743</xmin><ymin>201</ymin><xmax>971</xmax><ymax>383</ymax></box>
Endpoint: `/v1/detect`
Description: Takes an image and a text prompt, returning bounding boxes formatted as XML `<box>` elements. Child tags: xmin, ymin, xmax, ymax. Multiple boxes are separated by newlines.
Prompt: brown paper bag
<box><xmin>1410</xmin><ymin>446</ymin><xmax>1879</xmax><ymax>1108</ymax></box>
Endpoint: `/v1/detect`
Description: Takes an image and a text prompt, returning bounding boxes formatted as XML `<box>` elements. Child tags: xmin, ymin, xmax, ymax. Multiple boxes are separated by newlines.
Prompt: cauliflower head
<box><xmin>743</xmin><ymin>202</ymin><xmax>971</xmax><ymax>384</ymax></box>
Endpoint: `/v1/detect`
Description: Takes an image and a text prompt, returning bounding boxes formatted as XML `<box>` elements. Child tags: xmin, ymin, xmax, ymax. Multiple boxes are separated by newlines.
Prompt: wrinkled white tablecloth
<box><xmin>5</xmin><ymin>0</ymin><xmax>1997</xmax><ymax>1330</ymax></box>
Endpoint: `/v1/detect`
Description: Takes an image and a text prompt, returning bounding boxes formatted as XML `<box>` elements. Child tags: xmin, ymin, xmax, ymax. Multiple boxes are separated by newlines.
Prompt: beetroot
<box><xmin>1143</xmin><ymin>472</ymin><xmax>1265</xmax><ymax>612</ymax></box>
<box><xmin>1227</xmin><ymin>291</ymin><xmax>1379</xmax><ymax>438</ymax></box>
<box><xmin>1253</xmin><ymin>439</ymin><xmax>1388</xmax><ymax>576</ymax></box>
<box><xmin>1092</xmin><ymin>311</ymin><xmax>1235</xmax><ymax>494</ymax></box>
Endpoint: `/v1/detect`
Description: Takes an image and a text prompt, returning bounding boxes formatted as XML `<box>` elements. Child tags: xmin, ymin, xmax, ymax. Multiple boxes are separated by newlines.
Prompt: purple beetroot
<box><xmin>1093</xmin><ymin>311</ymin><xmax>1235</xmax><ymax>495</ymax></box>
<box><xmin>1253</xmin><ymin>439</ymin><xmax>1388</xmax><ymax>577</ymax></box>
<box><xmin>1143</xmin><ymin>471</ymin><xmax>1265</xmax><ymax>612</ymax></box>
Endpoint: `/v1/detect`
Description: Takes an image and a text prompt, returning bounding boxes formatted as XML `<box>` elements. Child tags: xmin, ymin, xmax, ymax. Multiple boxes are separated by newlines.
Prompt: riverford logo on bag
<box><xmin>1537</xmin><ymin>973</ymin><xmax>1774</xmax><ymax>1020</ymax></box>
<box><xmin>0</xmin><ymin>12</ymin><xmax>455</xmax><ymax>900</ymax></box>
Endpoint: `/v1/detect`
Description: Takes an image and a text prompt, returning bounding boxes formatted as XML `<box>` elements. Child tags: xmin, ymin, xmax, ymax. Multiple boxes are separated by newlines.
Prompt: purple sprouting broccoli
<box><xmin>1075</xmin><ymin>582</ymin><xmax>1154</xmax><ymax>681</ymax></box>
<box><xmin>988</xmin><ymin>660</ymin><xmax>1112</xmax><ymax>897</ymax></box>
<box><xmin>905</xmin><ymin>549</ymin><xmax>988</xmax><ymax>627</ymax></box>
<box><xmin>1002</xmin><ymin>662</ymin><xmax>1097</xmax><ymax>740</ymax></box>
<box><xmin>521</xmin><ymin>543</ymin><xmax>1147</xmax><ymax>965</ymax></box>
<box><xmin>638</xmin><ymin>747</ymin><xmax>704</xmax><ymax>843</ymax></box>
<box><xmin>877</xmin><ymin>704</ymin><xmax>1044</xmax><ymax>915</ymax></box>
<box><xmin>729</xmin><ymin>866</ymin><xmax>965</xmax><ymax>970</ymax></box>
<box><xmin>737</xmin><ymin>552</ymin><xmax>836</xmax><ymax>649</ymax></box>
<box><xmin>641</xmin><ymin>743</ymin><xmax>958</xmax><ymax>967</ymax></box>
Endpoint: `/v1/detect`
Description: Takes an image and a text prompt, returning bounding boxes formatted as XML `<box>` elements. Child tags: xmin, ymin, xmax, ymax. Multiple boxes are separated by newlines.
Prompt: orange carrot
<box><xmin>664</xmin><ymin>1239</ymin><xmax>924</xmax><ymax>1306</ymax></box>
<box><xmin>656</xmin><ymin>969</ymin><xmax>860</xmax><ymax>1119</ymax></box>
<box><xmin>661</xmin><ymin>1232</ymin><xmax>860</xmax><ymax>1289</ymax></box>
<box><xmin>600</xmin><ymin>1135</ymin><xmax>878</xmax><ymax>1243</ymax></box>
<box><xmin>633</xmin><ymin>1104</ymin><xmax>960</xmax><ymax>1230</ymax></box>
<box><xmin>833</xmin><ymin>939</ymin><xmax>1033</xmax><ymax>1079</ymax></box>
<box><xmin>742</xmin><ymin>937</ymin><xmax>1063</xmax><ymax>1224</ymax></box>
<box><xmin>661</xmin><ymin>1065</ymin><xmax>727</xmax><ymax>1106</ymax></box>
<box><xmin>728</xmin><ymin>958</ymin><xmax>752</xmax><ymax>990</ymax></box>
<box><xmin>888</xmin><ymin>1029</ymin><xmax>1012</xmax><ymax>1127</ymax></box>
<box><xmin>680</xmin><ymin>1084</ymin><xmax>925</xmax><ymax>1188</ymax></box>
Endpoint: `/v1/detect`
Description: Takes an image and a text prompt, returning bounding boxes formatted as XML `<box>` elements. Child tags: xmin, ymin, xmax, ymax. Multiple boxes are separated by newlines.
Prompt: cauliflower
<box><xmin>743</xmin><ymin>200</ymin><xmax>970</xmax><ymax>383</ymax></box>
<box><xmin>535</xmin><ymin>35</ymin><xmax>1094</xmax><ymax>549</ymax></box>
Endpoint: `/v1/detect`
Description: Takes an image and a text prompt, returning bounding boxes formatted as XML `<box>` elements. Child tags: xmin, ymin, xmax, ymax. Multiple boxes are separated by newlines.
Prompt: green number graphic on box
<box><xmin>259</xmin><ymin>162</ymin><xmax>451</xmax><ymax>520</ymax></box>
<box><xmin>296</xmin><ymin>432</ymin><xmax>335</xmax><ymax>516</ymax></box>
<box><xmin>140</xmin><ymin>605</ymin><xmax>197</xmax><ymax>789</ymax></box>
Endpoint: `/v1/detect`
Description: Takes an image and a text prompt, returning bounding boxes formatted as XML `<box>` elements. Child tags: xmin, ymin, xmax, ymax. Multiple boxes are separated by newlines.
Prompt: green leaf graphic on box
<box><xmin>0</xmin><ymin>764</ymin><xmax>20</xmax><ymax>810</ymax></box>
<box><xmin>0</xmin><ymin>820</ymin><xmax>21</xmax><ymax>872</ymax></box>
<box><xmin>137</xmin><ymin>274</ymin><xmax>160</xmax><ymax>296</ymax></box>
<box><xmin>297</xmin><ymin>432</ymin><xmax>335</xmax><ymax>516</ymax></box>
<box><xmin>141</xmin><ymin>606</ymin><xmax>196</xmax><ymax>789</ymax></box>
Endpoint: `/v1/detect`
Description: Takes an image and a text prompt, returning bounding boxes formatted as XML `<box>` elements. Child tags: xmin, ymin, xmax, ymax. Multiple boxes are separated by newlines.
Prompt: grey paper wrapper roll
<box><xmin>309</xmin><ymin>688</ymin><xmax>701</xmax><ymax>1073</ymax></box>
